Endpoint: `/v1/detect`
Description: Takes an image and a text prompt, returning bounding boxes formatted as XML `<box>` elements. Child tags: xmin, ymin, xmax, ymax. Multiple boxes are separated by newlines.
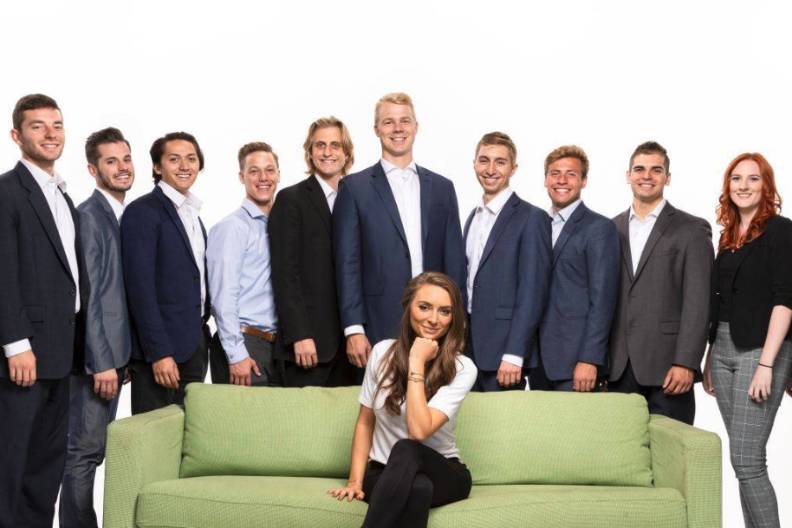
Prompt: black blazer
<box><xmin>709</xmin><ymin>215</ymin><xmax>792</xmax><ymax>348</ymax></box>
<box><xmin>0</xmin><ymin>162</ymin><xmax>88</xmax><ymax>379</ymax></box>
<box><xmin>268</xmin><ymin>176</ymin><xmax>342</xmax><ymax>363</ymax></box>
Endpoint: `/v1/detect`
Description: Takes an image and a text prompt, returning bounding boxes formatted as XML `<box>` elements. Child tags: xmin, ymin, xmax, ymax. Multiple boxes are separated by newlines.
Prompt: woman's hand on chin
<box><xmin>410</xmin><ymin>337</ymin><xmax>439</xmax><ymax>364</ymax></box>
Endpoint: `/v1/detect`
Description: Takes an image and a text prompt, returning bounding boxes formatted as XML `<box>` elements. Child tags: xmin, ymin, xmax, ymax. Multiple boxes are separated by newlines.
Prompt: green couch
<box><xmin>104</xmin><ymin>384</ymin><xmax>721</xmax><ymax>527</ymax></box>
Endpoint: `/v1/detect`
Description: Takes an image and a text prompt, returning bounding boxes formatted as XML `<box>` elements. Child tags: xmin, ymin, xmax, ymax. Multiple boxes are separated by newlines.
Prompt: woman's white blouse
<box><xmin>358</xmin><ymin>339</ymin><xmax>478</xmax><ymax>465</ymax></box>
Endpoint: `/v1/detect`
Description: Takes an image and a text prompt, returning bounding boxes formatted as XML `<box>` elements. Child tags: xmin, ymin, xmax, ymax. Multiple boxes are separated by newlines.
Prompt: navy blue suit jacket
<box><xmin>333</xmin><ymin>162</ymin><xmax>466</xmax><ymax>345</ymax></box>
<box><xmin>464</xmin><ymin>193</ymin><xmax>551</xmax><ymax>372</ymax></box>
<box><xmin>537</xmin><ymin>202</ymin><xmax>620</xmax><ymax>380</ymax></box>
<box><xmin>120</xmin><ymin>186</ymin><xmax>209</xmax><ymax>363</ymax></box>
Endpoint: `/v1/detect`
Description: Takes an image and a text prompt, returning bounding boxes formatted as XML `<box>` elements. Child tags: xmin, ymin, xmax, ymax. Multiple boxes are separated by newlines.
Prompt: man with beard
<box><xmin>0</xmin><ymin>94</ymin><xmax>88</xmax><ymax>527</ymax></box>
<box><xmin>59</xmin><ymin>127</ymin><xmax>135</xmax><ymax>528</ymax></box>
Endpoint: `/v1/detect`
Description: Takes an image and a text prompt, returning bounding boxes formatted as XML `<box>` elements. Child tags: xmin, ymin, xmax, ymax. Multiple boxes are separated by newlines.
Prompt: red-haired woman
<box><xmin>328</xmin><ymin>272</ymin><xmax>477</xmax><ymax>528</ymax></box>
<box><xmin>703</xmin><ymin>153</ymin><xmax>792</xmax><ymax>528</ymax></box>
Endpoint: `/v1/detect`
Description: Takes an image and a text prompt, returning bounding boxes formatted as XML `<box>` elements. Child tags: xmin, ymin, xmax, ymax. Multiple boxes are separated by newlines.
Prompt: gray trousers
<box><xmin>59</xmin><ymin>371</ymin><xmax>122</xmax><ymax>528</ymax></box>
<box><xmin>711</xmin><ymin>322</ymin><xmax>792</xmax><ymax>528</ymax></box>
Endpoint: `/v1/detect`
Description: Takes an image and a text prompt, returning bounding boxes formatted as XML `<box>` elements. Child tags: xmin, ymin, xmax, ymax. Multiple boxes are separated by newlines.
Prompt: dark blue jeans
<box><xmin>59</xmin><ymin>371</ymin><xmax>122</xmax><ymax>528</ymax></box>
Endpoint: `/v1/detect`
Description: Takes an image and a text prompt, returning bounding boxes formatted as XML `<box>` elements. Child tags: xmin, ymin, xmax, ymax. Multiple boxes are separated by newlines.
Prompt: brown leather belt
<box><xmin>241</xmin><ymin>325</ymin><xmax>276</xmax><ymax>343</ymax></box>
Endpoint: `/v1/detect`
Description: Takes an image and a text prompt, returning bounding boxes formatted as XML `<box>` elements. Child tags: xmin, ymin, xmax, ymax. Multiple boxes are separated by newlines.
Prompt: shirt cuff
<box><xmin>344</xmin><ymin>325</ymin><xmax>365</xmax><ymax>338</ymax></box>
<box><xmin>224</xmin><ymin>342</ymin><xmax>251</xmax><ymax>365</ymax></box>
<box><xmin>501</xmin><ymin>354</ymin><xmax>524</xmax><ymax>368</ymax></box>
<box><xmin>4</xmin><ymin>339</ymin><xmax>32</xmax><ymax>358</ymax></box>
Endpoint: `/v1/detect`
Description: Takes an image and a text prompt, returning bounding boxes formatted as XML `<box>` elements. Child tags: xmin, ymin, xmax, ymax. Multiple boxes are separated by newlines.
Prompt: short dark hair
<box><xmin>149</xmin><ymin>131</ymin><xmax>205</xmax><ymax>183</ymax></box>
<box><xmin>629</xmin><ymin>141</ymin><xmax>670</xmax><ymax>173</ymax></box>
<box><xmin>85</xmin><ymin>127</ymin><xmax>130</xmax><ymax>166</ymax></box>
<box><xmin>238</xmin><ymin>141</ymin><xmax>279</xmax><ymax>171</ymax></box>
<box><xmin>13</xmin><ymin>93</ymin><xmax>60</xmax><ymax>130</ymax></box>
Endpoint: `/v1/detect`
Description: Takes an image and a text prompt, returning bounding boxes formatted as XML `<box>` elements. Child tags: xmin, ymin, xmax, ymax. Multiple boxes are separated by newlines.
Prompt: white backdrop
<box><xmin>1</xmin><ymin>1</ymin><xmax>791</xmax><ymax>526</ymax></box>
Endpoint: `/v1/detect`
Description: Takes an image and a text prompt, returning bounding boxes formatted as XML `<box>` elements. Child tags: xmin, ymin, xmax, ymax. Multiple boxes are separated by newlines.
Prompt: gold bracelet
<box><xmin>408</xmin><ymin>374</ymin><xmax>425</xmax><ymax>383</ymax></box>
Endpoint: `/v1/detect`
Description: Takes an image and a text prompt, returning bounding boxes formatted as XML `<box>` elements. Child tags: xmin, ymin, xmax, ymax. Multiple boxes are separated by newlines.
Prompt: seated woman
<box><xmin>328</xmin><ymin>271</ymin><xmax>477</xmax><ymax>528</ymax></box>
<box><xmin>703</xmin><ymin>152</ymin><xmax>792</xmax><ymax>528</ymax></box>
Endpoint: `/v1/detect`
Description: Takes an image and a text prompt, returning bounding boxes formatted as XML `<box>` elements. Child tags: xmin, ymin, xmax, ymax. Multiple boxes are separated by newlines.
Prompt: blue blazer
<box><xmin>538</xmin><ymin>202</ymin><xmax>620</xmax><ymax>380</ymax></box>
<box><xmin>464</xmin><ymin>193</ymin><xmax>552</xmax><ymax>371</ymax></box>
<box><xmin>120</xmin><ymin>186</ymin><xmax>209</xmax><ymax>363</ymax></box>
<box><xmin>333</xmin><ymin>162</ymin><xmax>467</xmax><ymax>345</ymax></box>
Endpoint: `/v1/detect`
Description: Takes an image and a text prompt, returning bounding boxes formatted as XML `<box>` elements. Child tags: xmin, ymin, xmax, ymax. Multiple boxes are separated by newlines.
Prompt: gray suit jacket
<box><xmin>77</xmin><ymin>190</ymin><xmax>132</xmax><ymax>373</ymax></box>
<box><xmin>609</xmin><ymin>202</ymin><xmax>713</xmax><ymax>386</ymax></box>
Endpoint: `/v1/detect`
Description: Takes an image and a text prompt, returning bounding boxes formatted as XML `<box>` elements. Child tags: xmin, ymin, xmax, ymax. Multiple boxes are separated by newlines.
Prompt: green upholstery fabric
<box><xmin>649</xmin><ymin>415</ymin><xmax>722</xmax><ymax>528</ymax></box>
<box><xmin>456</xmin><ymin>391</ymin><xmax>653</xmax><ymax>487</ymax></box>
<box><xmin>136</xmin><ymin>477</ymin><xmax>687</xmax><ymax>528</ymax></box>
<box><xmin>180</xmin><ymin>385</ymin><xmax>359</xmax><ymax>479</ymax></box>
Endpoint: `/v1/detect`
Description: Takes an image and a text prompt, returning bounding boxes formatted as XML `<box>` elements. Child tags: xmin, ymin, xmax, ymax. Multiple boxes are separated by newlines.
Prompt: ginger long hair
<box><xmin>716</xmin><ymin>152</ymin><xmax>781</xmax><ymax>252</ymax></box>
<box><xmin>375</xmin><ymin>272</ymin><xmax>467</xmax><ymax>416</ymax></box>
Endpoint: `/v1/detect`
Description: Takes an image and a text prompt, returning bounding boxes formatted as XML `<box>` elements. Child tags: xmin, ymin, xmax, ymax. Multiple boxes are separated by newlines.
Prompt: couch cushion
<box><xmin>180</xmin><ymin>385</ymin><xmax>359</xmax><ymax>479</ymax></box>
<box><xmin>136</xmin><ymin>477</ymin><xmax>686</xmax><ymax>528</ymax></box>
<box><xmin>456</xmin><ymin>391</ymin><xmax>653</xmax><ymax>487</ymax></box>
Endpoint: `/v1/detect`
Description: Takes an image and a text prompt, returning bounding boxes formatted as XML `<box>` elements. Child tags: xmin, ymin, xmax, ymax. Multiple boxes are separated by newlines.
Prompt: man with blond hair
<box><xmin>464</xmin><ymin>131</ymin><xmax>551</xmax><ymax>391</ymax></box>
<box><xmin>334</xmin><ymin>93</ymin><xmax>466</xmax><ymax>377</ymax></box>
<box><xmin>529</xmin><ymin>145</ymin><xmax>620</xmax><ymax>392</ymax></box>
<box><xmin>269</xmin><ymin>117</ymin><xmax>356</xmax><ymax>386</ymax></box>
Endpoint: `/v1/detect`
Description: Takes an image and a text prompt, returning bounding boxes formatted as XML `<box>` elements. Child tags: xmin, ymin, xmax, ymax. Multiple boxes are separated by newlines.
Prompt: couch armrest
<box><xmin>103</xmin><ymin>405</ymin><xmax>185</xmax><ymax>528</ymax></box>
<box><xmin>648</xmin><ymin>414</ymin><xmax>721</xmax><ymax>528</ymax></box>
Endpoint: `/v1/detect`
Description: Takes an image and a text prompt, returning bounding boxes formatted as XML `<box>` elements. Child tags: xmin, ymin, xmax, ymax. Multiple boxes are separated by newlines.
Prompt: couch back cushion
<box><xmin>180</xmin><ymin>384</ymin><xmax>359</xmax><ymax>479</ymax></box>
<box><xmin>456</xmin><ymin>391</ymin><xmax>653</xmax><ymax>487</ymax></box>
<box><xmin>180</xmin><ymin>385</ymin><xmax>652</xmax><ymax>487</ymax></box>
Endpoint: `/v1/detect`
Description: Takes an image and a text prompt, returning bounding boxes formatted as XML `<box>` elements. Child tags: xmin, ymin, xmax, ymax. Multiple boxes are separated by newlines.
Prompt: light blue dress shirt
<box><xmin>207</xmin><ymin>199</ymin><xmax>278</xmax><ymax>364</ymax></box>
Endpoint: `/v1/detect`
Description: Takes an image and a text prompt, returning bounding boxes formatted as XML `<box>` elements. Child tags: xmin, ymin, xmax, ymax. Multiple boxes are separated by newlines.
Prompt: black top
<box><xmin>709</xmin><ymin>215</ymin><xmax>792</xmax><ymax>348</ymax></box>
<box><xmin>716</xmin><ymin>246</ymin><xmax>745</xmax><ymax>322</ymax></box>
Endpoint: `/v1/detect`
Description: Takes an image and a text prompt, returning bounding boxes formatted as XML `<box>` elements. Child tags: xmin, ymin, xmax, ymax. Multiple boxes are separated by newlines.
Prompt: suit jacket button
<box><xmin>70</xmin><ymin>288</ymin><xmax>76</xmax><ymax>296</ymax></box>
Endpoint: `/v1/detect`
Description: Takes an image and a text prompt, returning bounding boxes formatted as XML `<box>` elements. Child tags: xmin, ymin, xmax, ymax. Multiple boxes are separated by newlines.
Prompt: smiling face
<box><xmin>627</xmin><ymin>152</ymin><xmax>669</xmax><ymax>204</ymax></box>
<box><xmin>310</xmin><ymin>126</ymin><xmax>347</xmax><ymax>180</ymax></box>
<box><xmin>474</xmin><ymin>144</ymin><xmax>516</xmax><ymax>201</ymax></box>
<box><xmin>409</xmin><ymin>284</ymin><xmax>453</xmax><ymax>340</ymax></box>
<box><xmin>240</xmin><ymin>150</ymin><xmax>279</xmax><ymax>210</ymax></box>
<box><xmin>729</xmin><ymin>159</ymin><xmax>763</xmax><ymax>215</ymax></box>
<box><xmin>374</xmin><ymin>102</ymin><xmax>417</xmax><ymax>162</ymax></box>
<box><xmin>11</xmin><ymin>107</ymin><xmax>64</xmax><ymax>172</ymax></box>
<box><xmin>89</xmin><ymin>141</ymin><xmax>135</xmax><ymax>197</ymax></box>
<box><xmin>545</xmin><ymin>156</ymin><xmax>586</xmax><ymax>210</ymax></box>
<box><xmin>155</xmin><ymin>139</ymin><xmax>200</xmax><ymax>195</ymax></box>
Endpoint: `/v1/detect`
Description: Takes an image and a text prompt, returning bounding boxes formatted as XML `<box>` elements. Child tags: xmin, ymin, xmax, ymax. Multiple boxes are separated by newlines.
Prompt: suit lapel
<box><xmin>154</xmin><ymin>186</ymin><xmax>198</xmax><ymax>271</ymax></box>
<box><xmin>463</xmin><ymin>208</ymin><xmax>475</xmax><ymax>241</ymax></box>
<box><xmin>304</xmin><ymin>176</ymin><xmax>332</xmax><ymax>235</ymax></box>
<box><xmin>17</xmin><ymin>163</ymin><xmax>73</xmax><ymax>279</ymax></box>
<box><xmin>92</xmin><ymin>190</ymin><xmax>122</xmax><ymax>248</ymax></box>
<box><xmin>370</xmin><ymin>163</ymin><xmax>408</xmax><ymax>247</ymax></box>
<box><xmin>632</xmin><ymin>203</ymin><xmax>676</xmax><ymax>284</ymax></box>
<box><xmin>417</xmin><ymin>166</ymin><xmax>432</xmax><ymax>248</ymax></box>
<box><xmin>614</xmin><ymin>209</ymin><xmax>633</xmax><ymax>281</ymax></box>
<box><xmin>477</xmin><ymin>193</ymin><xmax>520</xmax><ymax>274</ymax></box>
<box><xmin>552</xmin><ymin>203</ymin><xmax>586</xmax><ymax>267</ymax></box>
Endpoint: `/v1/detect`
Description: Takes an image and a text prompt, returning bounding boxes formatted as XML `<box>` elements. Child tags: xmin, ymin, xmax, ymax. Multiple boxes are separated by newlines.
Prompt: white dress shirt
<box><xmin>158</xmin><ymin>181</ymin><xmax>207</xmax><ymax>310</ymax></box>
<box><xmin>465</xmin><ymin>188</ymin><xmax>522</xmax><ymax>368</ymax></box>
<box><xmin>314</xmin><ymin>174</ymin><xmax>337</xmax><ymax>212</ymax></box>
<box><xmin>344</xmin><ymin>159</ymin><xmax>423</xmax><ymax>338</ymax></box>
<box><xmin>549</xmin><ymin>199</ymin><xmax>582</xmax><ymax>247</ymax></box>
<box><xmin>97</xmin><ymin>188</ymin><xmax>126</xmax><ymax>222</ymax></box>
<box><xmin>628</xmin><ymin>199</ymin><xmax>667</xmax><ymax>273</ymax></box>
<box><xmin>4</xmin><ymin>160</ymin><xmax>81</xmax><ymax>358</ymax></box>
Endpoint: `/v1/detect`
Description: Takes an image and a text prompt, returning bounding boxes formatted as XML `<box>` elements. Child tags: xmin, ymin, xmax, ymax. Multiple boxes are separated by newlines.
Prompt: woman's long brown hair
<box><xmin>716</xmin><ymin>152</ymin><xmax>781</xmax><ymax>252</ymax></box>
<box><xmin>374</xmin><ymin>272</ymin><xmax>467</xmax><ymax>416</ymax></box>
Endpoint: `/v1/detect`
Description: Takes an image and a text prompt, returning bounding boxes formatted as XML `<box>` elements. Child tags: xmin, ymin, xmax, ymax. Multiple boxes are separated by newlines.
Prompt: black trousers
<box><xmin>210</xmin><ymin>333</ymin><xmax>282</xmax><ymax>386</ymax></box>
<box><xmin>473</xmin><ymin>368</ymin><xmax>528</xmax><ymax>392</ymax></box>
<box><xmin>0</xmin><ymin>376</ymin><xmax>70</xmax><ymax>528</ymax></box>
<box><xmin>362</xmin><ymin>439</ymin><xmax>472</xmax><ymax>528</ymax></box>
<box><xmin>609</xmin><ymin>361</ymin><xmax>696</xmax><ymax>425</ymax></box>
<box><xmin>129</xmin><ymin>325</ymin><xmax>209</xmax><ymax>415</ymax></box>
<box><xmin>279</xmin><ymin>349</ymin><xmax>357</xmax><ymax>388</ymax></box>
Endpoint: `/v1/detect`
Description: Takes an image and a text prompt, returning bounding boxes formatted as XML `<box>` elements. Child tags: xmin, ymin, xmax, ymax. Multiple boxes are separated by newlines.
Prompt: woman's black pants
<box><xmin>362</xmin><ymin>439</ymin><xmax>472</xmax><ymax>528</ymax></box>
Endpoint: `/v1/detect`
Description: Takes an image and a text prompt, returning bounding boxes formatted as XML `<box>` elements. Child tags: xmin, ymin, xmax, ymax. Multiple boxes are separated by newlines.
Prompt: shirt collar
<box><xmin>97</xmin><ymin>188</ymin><xmax>126</xmax><ymax>221</ymax></box>
<box><xmin>313</xmin><ymin>174</ymin><xmax>336</xmax><ymax>199</ymax></box>
<box><xmin>630</xmin><ymin>199</ymin><xmax>666</xmax><ymax>221</ymax></box>
<box><xmin>479</xmin><ymin>187</ymin><xmax>513</xmax><ymax>215</ymax></box>
<box><xmin>158</xmin><ymin>180</ymin><xmax>202</xmax><ymax>211</ymax></box>
<box><xmin>381</xmin><ymin>158</ymin><xmax>418</xmax><ymax>177</ymax></box>
<box><xmin>21</xmin><ymin>158</ymin><xmax>66</xmax><ymax>193</ymax></box>
<box><xmin>241</xmin><ymin>197</ymin><xmax>267</xmax><ymax>219</ymax></box>
<box><xmin>550</xmin><ymin>199</ymin><xmax>582</xmax><ymax>222</ymax></box>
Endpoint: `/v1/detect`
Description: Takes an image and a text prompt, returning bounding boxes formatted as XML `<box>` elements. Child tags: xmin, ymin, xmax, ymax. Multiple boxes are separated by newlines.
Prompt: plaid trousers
<box><xmin>711</xmin><ymin>322</ymin><xmax>792</xmax><ymax>528</ymax></box>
